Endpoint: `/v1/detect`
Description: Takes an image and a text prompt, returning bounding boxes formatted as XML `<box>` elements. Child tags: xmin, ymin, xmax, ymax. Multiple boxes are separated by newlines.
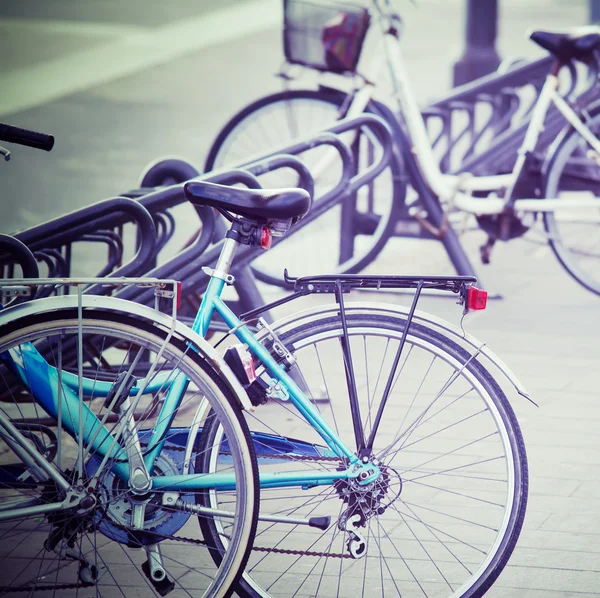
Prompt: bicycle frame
<box><xmin>316</xmin><ymin>0</ymin><xmax>600</xmax><ymax>216</ymax></box>
<box><xmin>379</xmin><ymin>29</ymin><xmax>600</xmax><ymax>213</ymax></box>
<box><xmin>192</xmin><ymin>238</ymin><xmax>367</xmax><ymax>478</ymax></box>
<box><xmin>0</xmin><ymin>274</ymin><xmax>368</xmax><ymax>515</ymax></box>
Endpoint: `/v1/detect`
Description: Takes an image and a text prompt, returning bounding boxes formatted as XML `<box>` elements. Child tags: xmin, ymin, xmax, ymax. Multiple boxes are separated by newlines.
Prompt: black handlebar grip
<box><xmin>0</xmin><ymin>123</ymin><xmax>54</xmax><ymax>151</ymax></box>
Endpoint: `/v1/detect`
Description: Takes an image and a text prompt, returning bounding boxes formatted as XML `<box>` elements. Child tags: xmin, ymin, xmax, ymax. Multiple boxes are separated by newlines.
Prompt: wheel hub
<box><xmin>335</xmin><ymin>462</ymin><xmax>401</xmax><ymax>526</ymax></box>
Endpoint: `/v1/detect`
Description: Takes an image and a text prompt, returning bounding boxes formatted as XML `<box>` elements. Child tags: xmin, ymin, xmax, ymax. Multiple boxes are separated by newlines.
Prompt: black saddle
<box><xmin>184</xmin><ymin>181</ymin><xmax>311</xmax><ymax>222</ymax></box>
<box><xmin>530</xmin><ymin>27</ymin><xmax>600</xmax><ymax>62</ymax></box>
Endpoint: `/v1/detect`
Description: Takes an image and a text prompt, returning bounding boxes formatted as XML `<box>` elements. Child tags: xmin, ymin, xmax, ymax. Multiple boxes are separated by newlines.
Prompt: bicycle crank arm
<box><xmin>163</xmin><ymin>494</ymin><xmax>330</xmax><ymax>530</ymax></box>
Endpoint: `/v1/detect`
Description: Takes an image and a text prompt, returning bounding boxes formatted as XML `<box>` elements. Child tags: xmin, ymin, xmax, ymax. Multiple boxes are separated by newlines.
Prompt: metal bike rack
<box><xmin>340</xmin><ymin>56</ymin><xmax>600</xmax><ymax>283</ymax></box>
<box><xmin>0</xmin><ymin>234</ymin><xmax>39</xmax><ymax>280</ymax></box>
<box><xmin>9</xmin><ymin>196</ymin><xmax>157</xmax><ymax>290</ymax></box>
<box><xmin>116</xmin><ymin>113</ymin><xmax>392</xmax><ymax>318</ymax></box>
<box><xmin>424</xmin><ymin>55</ymin><xmax>598</xmax><ymax>176</ymax></box>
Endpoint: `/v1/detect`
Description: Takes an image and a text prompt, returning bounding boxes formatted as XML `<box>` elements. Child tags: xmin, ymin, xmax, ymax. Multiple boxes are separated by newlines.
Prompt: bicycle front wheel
<box><xmin>0</xmin><ymin>305</ymin><xmax>258</xmax><ymax>598</ymax></box>
<box><xmin>205</xmin><ymin>89</ymin><xmax>403</xmax><ymax>286</ymax></box>
<box><xmin>202</xmin><ymin>305</ymin><xmax>527</xmax><ymax>598</ymax></box>
<box><xmin>543</xmin><ymin>109</ymin><xmax>600</xmax><ymax>295</ymax></box>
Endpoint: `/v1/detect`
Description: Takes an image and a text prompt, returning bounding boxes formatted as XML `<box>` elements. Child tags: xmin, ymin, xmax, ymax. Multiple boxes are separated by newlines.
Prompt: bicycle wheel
<box><xmin>201</xmin><ymin>305</ymin><xmax>527</xmax><ymax>598</ymax></box>
<box><xmin>205</xmin><ymin>89</ymin><xmax>404</xmax><ymax>286</ymax></box>
<box><xmin>0</xmin><ymin>306</ymin><xmax>258</xmax><ymax>598</ymax></box>
<box><xmin>543</xmin><ymin>109</ymin><xmax>600</xmax><ymax>295</ymax></box>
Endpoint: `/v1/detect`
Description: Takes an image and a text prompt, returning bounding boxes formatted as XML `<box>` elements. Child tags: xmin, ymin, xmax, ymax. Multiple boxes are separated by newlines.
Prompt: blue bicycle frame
<box><xmin>1</xmin><ymin>262</ymin><xmax>369</xmax><ymax>497</ymax></box>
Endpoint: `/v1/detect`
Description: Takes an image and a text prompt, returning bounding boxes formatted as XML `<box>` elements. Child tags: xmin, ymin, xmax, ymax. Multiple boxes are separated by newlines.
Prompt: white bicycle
<box><xmin>206</xmin><ymin>0</ymin><xmax>600</xmax><ymax>295</ymax></box>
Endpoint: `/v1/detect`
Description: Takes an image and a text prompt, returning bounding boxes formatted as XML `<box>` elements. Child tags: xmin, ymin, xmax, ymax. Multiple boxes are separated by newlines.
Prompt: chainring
<box><xmin>85</xmin><ymin>435</ymin><xmax>194</xmax><ymax>546</ymax></box>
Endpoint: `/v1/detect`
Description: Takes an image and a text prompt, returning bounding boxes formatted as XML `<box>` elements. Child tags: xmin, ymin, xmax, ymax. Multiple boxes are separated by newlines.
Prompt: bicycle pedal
<box><xmin>141</xmin><ymin>560</ymin><xmax>176</xmax><ymax>596</ymax></box>
<box><xmin>479</xmin><ymin>237</ymin><xmax>496</xmax><ymax>265</ymax></box>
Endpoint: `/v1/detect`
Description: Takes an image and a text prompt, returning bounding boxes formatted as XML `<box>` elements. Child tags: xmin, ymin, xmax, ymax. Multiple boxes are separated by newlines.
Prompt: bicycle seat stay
<box><xmin>184</xmin><ymin>181</ymin><xmax>311</xmax><ymax>223</ymax></box>
<box><xmin>529</xmin><ymin>26</ymin><xmax>600</xmax><ymax>62</ymax></box>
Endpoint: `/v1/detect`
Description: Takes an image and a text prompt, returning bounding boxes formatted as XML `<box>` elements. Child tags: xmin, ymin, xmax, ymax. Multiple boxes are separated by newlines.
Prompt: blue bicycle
<box><xmin>0</xmin><ymin>122</ymin><xmax>528</xmax><ymax>597</ymax></box>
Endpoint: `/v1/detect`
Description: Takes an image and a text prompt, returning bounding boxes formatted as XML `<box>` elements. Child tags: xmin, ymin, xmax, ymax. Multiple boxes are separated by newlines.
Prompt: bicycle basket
<box><xmin>283</xmin><ymin>0</ymin><xmax>371</xmax><ymax>74</ymax></box>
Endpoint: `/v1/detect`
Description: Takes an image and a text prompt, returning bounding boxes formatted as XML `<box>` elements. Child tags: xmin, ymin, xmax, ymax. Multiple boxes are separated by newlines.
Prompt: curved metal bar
<box><xmin>0</xmin><ymin>234</ymin><xmax>39</xmax><ymax>279</ymax></box>
<box><xmin>489</xmin><ymin>91</ymin><xmax>521</xmax><ymax>137</ymax></box>
<box><xmin>79</xmin><ymin>233</ymin><xmax>124</xmax><ymax>279</ymax></box>
<box><xmin>562</xmin><ymin>62</ymin><xmax>579</xmax><ymax>98</ymax></box>
<box><xmin>153</xmin><ymin>211</ymin><xmax>176</xmax><ymax>252</ymax></box>
<box><xmin>35</xmin><ymin>249</ymin><xmax>65</xmax><ymax>279</ymax></box>
<box><xmin>324</xmin><ymin>114</ymin><xmax>394</xmax><ymax>195</ymax></box>
<box><xmin>239</xmin><ymin>131</ymin><xmax>352</xmax><ymax>202</ymax></box>
<box><xmin>15</xmin><ymin>197</ymin><xmax>156</xmax><ymax>286</ymax></box>
<box><xmin>138</xmin><ymin>157</ymin><xmax>200</xmax><ymax>187</ymax></box>
<box><xmin>30</xmin><ymin>250</ymin><xmax>68</xmax><ymax>298</ymax></box>
<box><xmin>438</xmin><ymin>102</ymin><xmax>474</xmax><ymax>171</ymax></box>
<box><xmin>244</xmin><ymin>153</ymin><xmax>315</xmax><ymax>200</ymax></box>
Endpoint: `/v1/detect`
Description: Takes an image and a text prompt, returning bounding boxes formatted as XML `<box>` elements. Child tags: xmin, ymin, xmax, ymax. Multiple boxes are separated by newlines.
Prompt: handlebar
<box><xmin>0</xmin><ymin>123</ymin><xmax>54</xmax><ymax>152</ymax></box>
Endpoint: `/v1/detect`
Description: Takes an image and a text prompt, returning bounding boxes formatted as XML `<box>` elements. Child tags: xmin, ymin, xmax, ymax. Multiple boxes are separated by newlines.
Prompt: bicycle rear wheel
<box><xmin>201</xmin><ymin>305</ymin><xmax>528</xmax><ymax>598</ymax></box>
<box><xmin>0</xmin><ymin>305</ymin><xmax>258</xmax><ymax>598</ymax></box>
<box><xmin>543</xmin><ymin>109</ymin><xmax>600</xmax><ymax>295</ymax></box>
<box><xmin>205</xmin><ymin>89</ymin><xmax>404</xmax><ymax>286</ymax></box>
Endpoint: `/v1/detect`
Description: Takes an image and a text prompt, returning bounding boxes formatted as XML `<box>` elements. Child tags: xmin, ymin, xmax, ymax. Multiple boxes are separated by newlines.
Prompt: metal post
<box><xmin>453</xmin><ymin>0</ymin><xmax>501</xmax><ymax>86</ymax></box>
<box><xmin>591</xmin><ymin>0</ymin><xmax>600</xmax><ymax>22</ymax></box>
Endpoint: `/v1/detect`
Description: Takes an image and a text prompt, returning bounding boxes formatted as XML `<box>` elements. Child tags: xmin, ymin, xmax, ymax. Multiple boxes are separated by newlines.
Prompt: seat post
<box><xmin>214</xmin><ymin>234</ymin><xmax>240</xmax><ymax>280</ymax></box>
<box><xmin>213</xmin><ymin>218</ymin><xmax>261</xmax><ymax>280</ymax></box>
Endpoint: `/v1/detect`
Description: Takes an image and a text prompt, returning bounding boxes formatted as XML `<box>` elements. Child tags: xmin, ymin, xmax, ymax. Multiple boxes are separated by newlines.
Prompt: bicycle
<box><xmin>205</xmin><ymin>0</ymin><xmax>600</xmax><ymax>296</ymax></box>
<box><xmin>0</xmin><ymin>126</ymin><xmax>259</xmax><ymax>597</ymax></box>
<box><xmin>177</xmin><ymin>178</ymin><xmax>529</xmax><ymax>598</ymax></box>
<box><xmin>1</xmin><ymin>127</ymin><xmax>529</xmax><ymax>597</ymax></box>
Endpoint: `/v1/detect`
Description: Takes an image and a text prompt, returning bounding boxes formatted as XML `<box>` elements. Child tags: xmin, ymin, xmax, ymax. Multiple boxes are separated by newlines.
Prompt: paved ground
<box><xmin>1</xmin><ymin>0</ymin><xmax>599</xmax><ymax>596</ymax></box>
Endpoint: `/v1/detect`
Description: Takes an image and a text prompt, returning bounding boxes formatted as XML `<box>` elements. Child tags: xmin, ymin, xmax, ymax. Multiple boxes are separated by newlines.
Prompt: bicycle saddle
<box><xmin>184</xmin><ymin>181</ymin><xmax>311</xmax><ymax>222</ymax></box>
<box><xmin>529</xmin><ymin>26</ymin><xmax>600</xmax><ymax>62</ymax></box>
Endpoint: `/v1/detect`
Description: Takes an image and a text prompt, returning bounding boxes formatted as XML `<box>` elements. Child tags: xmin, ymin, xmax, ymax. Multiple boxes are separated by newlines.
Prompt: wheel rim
<box><xmin>201</xmin><ymin>315</ymin><xmax>525</xmax><ymax>598</ymax></box>
<box><xmin>0</xmin><ymin>313</ymin><xmax>256</xmax><ymax>598</ymax></box>
<box><xmin>544</xmin><ymin>120</ymin><xmax>600</xmax><ymax>295</ymax></box>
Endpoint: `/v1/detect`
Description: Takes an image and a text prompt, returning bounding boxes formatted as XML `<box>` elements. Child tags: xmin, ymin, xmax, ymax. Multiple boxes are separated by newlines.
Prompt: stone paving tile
<box><xmin>490</xmin><ymin>566</ymin><xmax>600</xmax><ymax>595</ymax></box>
<box><xmin>571</xmin><ymin>481</ymin><xmax>600</xmax><ymax>499</ymax></box>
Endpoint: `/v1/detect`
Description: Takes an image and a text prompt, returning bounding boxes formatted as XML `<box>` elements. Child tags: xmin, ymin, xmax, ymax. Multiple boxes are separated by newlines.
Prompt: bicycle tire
<box><xmin>0</xmin><ymin>306</ymin><xmax>258</xmax><ymax>598</ymax></box>
<box><xmin>201</xmin><ymin>305</ymin><xmax>528</xmax><ymax>598</ymax></box>
<box><xmin>205</xmin><ymin>89</ymin><xmax>405</xmax><ymax>287</ymax></box>
<box><xmin>543</xmin><ymin>107</ymin><xmax>600</xmax><ymax>295</ymax></box>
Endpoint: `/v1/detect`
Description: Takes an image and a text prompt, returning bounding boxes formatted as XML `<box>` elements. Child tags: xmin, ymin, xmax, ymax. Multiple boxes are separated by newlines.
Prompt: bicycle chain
<box><xmin>252</xmin><ymin>545</ymin><xmax>351</xmax><ymax>559</ymax></box>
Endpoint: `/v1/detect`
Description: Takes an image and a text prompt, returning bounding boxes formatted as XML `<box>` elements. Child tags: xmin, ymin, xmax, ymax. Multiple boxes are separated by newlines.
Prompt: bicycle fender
<box><xmin>259</xmin><ymin>301</ymin><xmax>533</xmax><ymax>406</ymax></box>
<box><xmin>0</xmin><ymin>294</ymin><xmax>254</xmax><ymax>412</ymax></box>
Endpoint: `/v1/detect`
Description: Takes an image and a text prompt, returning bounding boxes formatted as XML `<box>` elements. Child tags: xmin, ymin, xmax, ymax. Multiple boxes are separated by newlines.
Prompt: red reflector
<box><xmin>223</xmin><ymin>344</ymin><xmax>256</xmax><ymax>385</ymax></box>
<box><xmin>176</xmin><ymin>281</ymin><xmax>182</xmax><ymax>309</ymax></box>
<box><xmin>467</xmin><ymin>286</ymin><xmax>487</xmax><ymax>311</ymax></box>
<box><xmin>260</xmin><ymin>227</ymin><xmax>272</xmax><ymax>250</ymax></box>
<box><xmin>240</xmin><ymin>349</ymin><xmax>256</xmax><ymax>384</ymax></box>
